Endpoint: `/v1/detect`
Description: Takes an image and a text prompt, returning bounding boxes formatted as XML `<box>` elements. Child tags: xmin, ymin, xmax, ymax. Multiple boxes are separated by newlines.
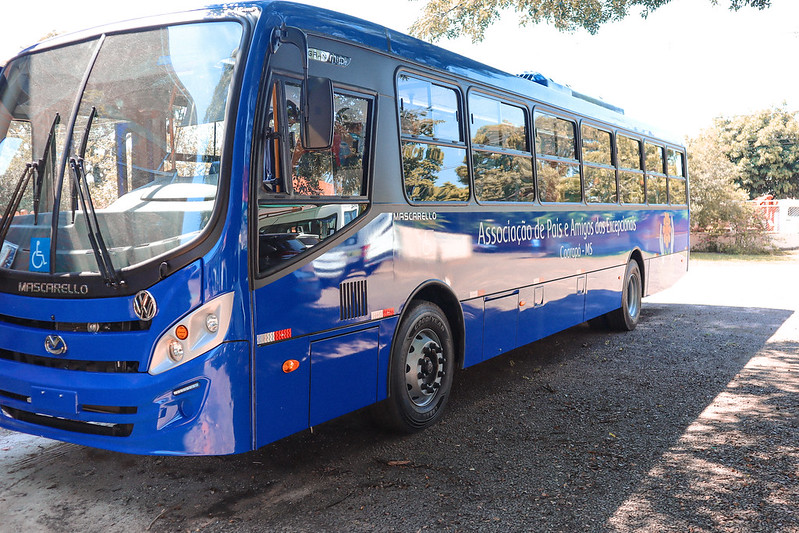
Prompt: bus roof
<box><xmin>258</xmin><ymin>1</ymin><xmax>681</xmax><ymax>145</ymax></box>
<box><xmin>12</xmin><ymin>0</ymin><xmax>681</xmax><ymax>146</ymax></box>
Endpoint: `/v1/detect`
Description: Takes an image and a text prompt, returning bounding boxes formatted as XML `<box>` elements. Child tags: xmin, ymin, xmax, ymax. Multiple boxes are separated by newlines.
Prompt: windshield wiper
<box><xmin>0</xmin><ymin>163</ymin><xmax>34</xmax><ymax>248</ymax></box>
<box><xmin>0</xmin><ymin>113</ymin><xmax>60</xmax><ymax>257</ymax></box>
<box><xmin>71</xmin><ymin>107</ymin><xmax>94</xmax><ymax>223</ymax></box>
<box><xmin>33</xmin><ymin>113</ymin><xmax>60</xmax><ymax>226</ymax></box>
<box><xmin>69</xmin><ymin>107</ymin><xmax>123</xmax><ymax>288</ymax></box>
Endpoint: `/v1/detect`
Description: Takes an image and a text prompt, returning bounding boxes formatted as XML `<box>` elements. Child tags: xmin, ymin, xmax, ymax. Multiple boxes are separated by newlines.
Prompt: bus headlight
<box><xmin>168</xmin><ymin>339</ymin><xmax>185</xmax><ymax>362</ymax></box>
<box><xmin>149</xmin><ymin>292</ymin><xmax>236</xmax><ymax>375</ymax></box>
<box><xmin>205</xmin><ymin>313</ymin><xmax>219</xmax><ymax>333</ymax></box>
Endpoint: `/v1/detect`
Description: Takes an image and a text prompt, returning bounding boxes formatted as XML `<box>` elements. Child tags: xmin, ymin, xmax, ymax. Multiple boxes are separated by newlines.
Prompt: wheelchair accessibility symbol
<box><xmin>29</xmin><ymin>238</ymin><xmax>50</xmax><ymax>272</ymax></box>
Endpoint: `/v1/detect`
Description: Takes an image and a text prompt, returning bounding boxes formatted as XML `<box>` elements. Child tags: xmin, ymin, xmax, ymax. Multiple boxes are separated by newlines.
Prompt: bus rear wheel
<box><xmin>608</xmin><ymin>260</ymin><xmax>642</xmax><ymax>331</ymax></box>
<box><xmin>376</xmin><ymin>301</ymin><xmax>455</xmax><ymax>432</ymax></box>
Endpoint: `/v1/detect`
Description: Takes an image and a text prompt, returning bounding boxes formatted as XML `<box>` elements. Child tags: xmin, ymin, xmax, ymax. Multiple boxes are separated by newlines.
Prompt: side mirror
<box><xmin>301</xmin><ymin>77</ymin><xmax>334</xmax><ymax>150</ymax></box>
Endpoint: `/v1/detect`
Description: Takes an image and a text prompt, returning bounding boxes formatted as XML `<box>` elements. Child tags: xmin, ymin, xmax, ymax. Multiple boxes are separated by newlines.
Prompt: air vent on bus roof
<box><xmin>517</xmin><ymin>71</ymin><xmax>624</xmax><ymax>115</ymax></box>
<box><xmin>517</xmin><ymin>71</ymin><xmax>549</xmax><ymax>85</ymax></box>
<box><xmin>517</xmin><ymin>71</ymin><xmax>570</xmax><ymax>93</ymax></box>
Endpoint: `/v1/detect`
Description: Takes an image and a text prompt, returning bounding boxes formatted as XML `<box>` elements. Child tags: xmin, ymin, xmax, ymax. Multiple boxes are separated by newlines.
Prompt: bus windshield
<box><xmin>0</xmin><ymin>21</ymin><xmax>242</xmax><ymax>275</ymax></box>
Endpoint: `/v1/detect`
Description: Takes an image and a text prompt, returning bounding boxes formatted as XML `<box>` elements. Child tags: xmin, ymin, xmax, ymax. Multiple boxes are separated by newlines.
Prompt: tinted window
<box><xmin>582</xmin><ymin>124</ymin><xmax>615</xmax><ymax>203</ymax></box>
<box><xmin>535</xmin><ymin>112</ymin><xmax>580</xmax><ymax>203</ymax></box>
<box><xmin>620</xmin><ymin>171</ymin><xmax>645</xmax><ymax>204</ymax></box>
<box><xmin>645</xmin><ymin>142</ymin><xmax>665</xmax><ymax>174</ymax></box>
<box><xmin>399</xmin><ymin>74</ymin><xmax>468</xmax><ymax>202</ymax></box>
<box><xmin>582</xmin><ymin>125</ymin><xmax>612</xmax><ymax>166</ymax></box>
<box><xmin>537</xmin><ymin>160</ymin><xmax>581</xmax><ymax>203</ymax></box>
<box><xmin>618</xmin><ymin>135</ymin><xmax>641</xmax><ymax>170</ymax></box>
<box><xmin>667</xmin><ymin>148</ymin><xmax>685</xmax><ymax>177</ymax></box>
<box><xmin>585</xmin><ymin>167</ymin><xmax>616</xmax><ymax>203</ymax></box>
<box><xmin>469</xmin><ymin>93</ymin><xmax>532</xmax><ymax>202</ymax></box>
<box><xmin>403</xmin><ymin>143</ymin><xmax>469</xmax><ymax>202</ymax></box>
<box><xmin>473</xmin><ymin>153</ymin><xmax>534</xmax><ymax>202</ymax></box>
<box><xmin>469</xmin><ymin>94</ymin><xmax>526</xmax><ymax>151</ymax></box>
<box><xmin>670</xmin><ymin>178</ymin><xmax>687</xmax><ymax>204</ymax></box>
<box><xmin>398</xmin><ymin>75</ymin><xmax>460</xmax><ymax>142</ymax></box>
<box><xmin>535</xmin><ymin>113</ymin><xmax>576</xmax><ymax>159</ymax></box>
<box><xmin>647</xmin><ymin>175</ymin><xmax>668</xmax><ymax>205</ymax></box>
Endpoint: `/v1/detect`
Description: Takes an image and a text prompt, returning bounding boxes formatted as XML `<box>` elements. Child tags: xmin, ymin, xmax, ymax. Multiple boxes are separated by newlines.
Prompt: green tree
<box><xmin>687</xmin><ymin>126</ymin><xmax>770</xmax><ymax>253</ymax></box>
<box><xmin>411</xmin><ymin>0</ymin><xmax>770</xmax><ymax>42</ymax></box>
<box><xmin>715</xmin><ymin>106</ymin><xmax>799</xmax><ymax>199</ymax></box>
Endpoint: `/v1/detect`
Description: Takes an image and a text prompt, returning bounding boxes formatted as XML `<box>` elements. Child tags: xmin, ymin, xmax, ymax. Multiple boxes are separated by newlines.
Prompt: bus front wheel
<box><xmin>608</xmin><ymin>260</ymin><xmax>642</xmax><ymax>331</ymax></box>
<box><xmin>376</xmin><ymin>301</ymin><xmax>455</xmax><ymax>432</ymax></box>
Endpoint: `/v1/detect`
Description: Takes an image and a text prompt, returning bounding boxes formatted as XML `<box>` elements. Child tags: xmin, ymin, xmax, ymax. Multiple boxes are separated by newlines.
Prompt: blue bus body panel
<box><xmin>251</xmin><ymin>206</ymin><xmax>688</xmax><ymax>447</ymax></box>
<box><xmin>483</xmin><ymin>291</ymin><xmax>519</xmax><ymax>360</ymax></box>
<box><xmin>309</xmin><ymin>327</ymin><xmax>379</xmax><ymax>426</ymax></box>
<box><xmin>0</xmin><ymin>339</ymin><xmax>252</xmax><ymax>456</ymax></box>
<box><xmin>0</xmin><ymin>258</ymin><xmax>256</xmax><ymax>455</ymax></box>
<box><xmin>0</xmin><ymin>261</ymin><xmax>202</xmax><ymax>361</ymax></box>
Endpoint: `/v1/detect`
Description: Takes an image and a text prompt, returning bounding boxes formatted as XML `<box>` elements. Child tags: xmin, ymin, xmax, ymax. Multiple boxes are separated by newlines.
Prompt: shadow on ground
<box><xmin>0</xmin><ymin>303</ymin><xmax>795</xmax><ymax>532</ymax></box>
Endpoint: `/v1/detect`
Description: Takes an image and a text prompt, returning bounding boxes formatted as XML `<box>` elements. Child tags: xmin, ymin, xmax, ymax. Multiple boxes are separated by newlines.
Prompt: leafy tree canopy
<box><xmin>715</xmin><ymin>105</ymin><xmax>799</xmax><ymax>199</ymax></box>
<box><xmin>411</xmin><ymin>0</ymin><xmax>770</xmax><ymax>42</ymax></box>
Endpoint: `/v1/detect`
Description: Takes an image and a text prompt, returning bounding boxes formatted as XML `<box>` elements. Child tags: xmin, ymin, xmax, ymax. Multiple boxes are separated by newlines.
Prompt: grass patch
<box><xmin>692</xmin><ymin>251</ymin><xmax>795</xmax><ymax>262</ymax></box>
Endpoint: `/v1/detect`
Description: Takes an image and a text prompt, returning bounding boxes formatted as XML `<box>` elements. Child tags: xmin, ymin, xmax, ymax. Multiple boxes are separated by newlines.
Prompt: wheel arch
<box><xmin>389</xmin><ymin>280</ymin><xmax>465</xmax><ymax>384</ymax></box>
<box><xmin>629</xmin><ymin>248</ymin><xmax>645</xmax><ymax>296</ymax></box>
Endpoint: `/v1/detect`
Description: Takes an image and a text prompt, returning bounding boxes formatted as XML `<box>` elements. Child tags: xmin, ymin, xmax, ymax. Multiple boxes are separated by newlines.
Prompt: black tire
<box><xmin>608</xmin><ymin>260</ymin><xmax>643</xmax><ymax>331</ymax></box>
<box><xmin>374</xmin><ymin>301</ymin><xmax>455</xmax><ymax>432</ymax></box>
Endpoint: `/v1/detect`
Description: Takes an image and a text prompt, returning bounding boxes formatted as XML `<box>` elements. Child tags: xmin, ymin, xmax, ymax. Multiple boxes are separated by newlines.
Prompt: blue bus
<box><xmin>0</xmin><ymin>2</ymin><xmax>688</xmax><ymax>455</ymax></box>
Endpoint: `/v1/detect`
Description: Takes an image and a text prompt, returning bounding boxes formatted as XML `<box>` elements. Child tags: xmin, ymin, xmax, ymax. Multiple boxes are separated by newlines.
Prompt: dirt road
<box><xmin>1</xmin><ymin>254</ymin><xmax>797</xmax><ymax>532</ymax></box>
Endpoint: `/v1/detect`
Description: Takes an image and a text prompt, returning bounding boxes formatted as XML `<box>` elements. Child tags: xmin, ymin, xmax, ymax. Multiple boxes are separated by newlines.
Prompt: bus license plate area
<box><xmin>30</xmin><ymin>387</ymin><xmax>79</xmax><ymax>415</ymax></box>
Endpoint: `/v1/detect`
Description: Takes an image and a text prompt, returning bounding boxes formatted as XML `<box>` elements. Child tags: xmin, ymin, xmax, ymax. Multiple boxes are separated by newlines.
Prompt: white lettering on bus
<box><xmin>477</xmin><ymin>216</ymin><xmax>638</xmax><ymax>252</ymax></box>
<box><xmin>393</xmin><ymin>212</ymin><xmax>437</xmax><ymax>222</ymax></box>
<box><xmin>17</xmin><ymin>281</ymin><xmax>90</xmax><ymax>295</ymax></box>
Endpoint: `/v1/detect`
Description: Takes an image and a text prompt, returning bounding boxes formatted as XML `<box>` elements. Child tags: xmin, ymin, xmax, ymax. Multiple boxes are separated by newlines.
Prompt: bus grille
<box><xmin>0</xmin><ymin>313</ymin><xmax>150</xmax><ymax>332</ymax></box>
<box><xmin>0</xmin><ymin>348</ymin><xmax>139</xmax><ymax>373</ymax></box>
<box><xmin>2</xmin><ymin>406</ymin><xmax>134</xmax><ymax>437</ymax></box>
<box><xmin>340</xmin><ymin>280</ymin><xmax>368</xmax><ymax>320</ymax></box>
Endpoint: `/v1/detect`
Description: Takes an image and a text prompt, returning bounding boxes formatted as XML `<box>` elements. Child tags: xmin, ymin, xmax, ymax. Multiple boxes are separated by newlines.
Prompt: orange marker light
<box><xmin>175</xmin><ymin>325</ymin><xmax>189</xmax><ymax>340</ymax></box>
<box><xmin>282</xmin><ymin>359</ymin><xmax>300</xmax><ymax>373</ymax></box>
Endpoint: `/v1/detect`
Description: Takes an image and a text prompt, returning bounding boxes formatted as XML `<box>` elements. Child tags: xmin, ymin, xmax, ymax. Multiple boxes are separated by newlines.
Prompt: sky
<box><xmin>1</xmin><ymin>0</ymin><xmax>798</xmax><ymax>141</ymax></box>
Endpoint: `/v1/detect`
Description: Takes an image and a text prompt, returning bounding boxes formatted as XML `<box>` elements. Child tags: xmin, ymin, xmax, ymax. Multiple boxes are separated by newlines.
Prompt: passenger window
<box><xmin>617</xmin><ymin>135</ymin><xmax>644</xmax><ymax>204</ymax></box>
<box><xmin>617</xmin><ymin>135</ymin><xmax>641</xmax><ymax>170</ymax></box>
<box><xmin>670</xmin><ymin>178</ymin><xmax>687</xmax><ymax>205</ymax></box>
<box><xmin>535</xmin><ymin>112</ymin><xmax>580</xmax><ymax>203</ymax></box>
<box><xmin>667</xmin><ymin>148</ymin><xmax>685</xmax><ymax>177</ymax></box>
<box><xmin>469</xmin><ymin>94</ymin><xmax>527</xmax><ymax>151</ymax></box>
<box><xmin>399</xmin><ymin>75</ymin><xmax>461</xmax><ymax>142</ymax></box>
<box><xmin>645</xmin><ymin>142</ymin><xmax>667</xmax><ymax>205</ymax></box>
<box><xmin>398</xmin><ymin>75</ymin><xmax>469</xmax><ymax>202</ymax></box>
<box><xmin>667</xmin><ymin>148</ymin><xmax>688</xmax><ymax>205</ymax></box>
<box><xmin>469</xmin><ymin>93</ymin><xmax>532</xmax><ymax>202</ymax></box>
<box><xmin>535</xmin><ymin>113</ymin><xmax>576</xmax><ymax>159</ymax></box>
<box><xmin>645</xmin><ymin>142</ymin><xmax>665</xmax><ymax>175</ymax></box>
<box><xmin>582</xmin><ymin>124</ymin><xmax>616</xmax><ymax>203</ymax></box>
<box><xmin>581</xmin><ymin>125</ymin><xmax>612</xmax><ymax>166</ymax></box>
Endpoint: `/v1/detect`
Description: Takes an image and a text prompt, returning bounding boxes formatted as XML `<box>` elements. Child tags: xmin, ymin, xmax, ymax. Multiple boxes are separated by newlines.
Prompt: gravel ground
<box><xmin>0</xmin><ymin>253</ymin><xmax>797</xmax><ymax>532</ymax></box>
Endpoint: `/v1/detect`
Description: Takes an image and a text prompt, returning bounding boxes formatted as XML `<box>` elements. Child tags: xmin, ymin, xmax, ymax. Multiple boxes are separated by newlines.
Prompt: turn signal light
<box><xmin>175</xmin><ymin>325</ymin><xmax>189</xmax><ymax>340</ymax></box>
<box><xmin>282</xmin><ymin>360</ymin><xmax>300</xmax><ymax>373</ymax></box>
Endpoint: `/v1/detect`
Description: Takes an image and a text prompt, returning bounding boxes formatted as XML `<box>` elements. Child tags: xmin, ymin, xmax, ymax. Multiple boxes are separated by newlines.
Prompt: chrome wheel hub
<box><xmin>404</xmin><ymin>328</ymin><xmax>445</xmax><ymax>408</ymax></box>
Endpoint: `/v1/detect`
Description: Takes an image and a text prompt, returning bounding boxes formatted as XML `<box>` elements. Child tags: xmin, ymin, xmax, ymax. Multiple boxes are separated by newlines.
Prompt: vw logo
<box><xmin>133</xmin><ymin>290</ymin><xmax>158</xmax><ymax>321</ymax></box>
<box><xmin>44</xmin><ymin>334</ymin><xmax>67</xmax><ymax>355</ymax></box>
